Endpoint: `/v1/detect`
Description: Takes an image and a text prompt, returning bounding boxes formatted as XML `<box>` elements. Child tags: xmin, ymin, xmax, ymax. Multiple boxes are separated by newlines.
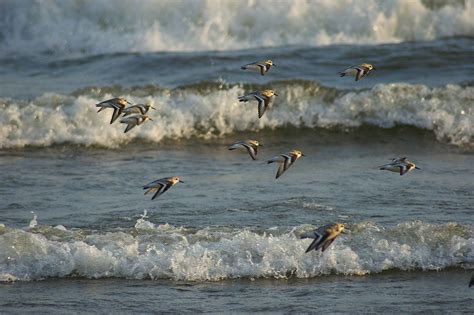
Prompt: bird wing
<box><xmin>321</xmin><ymin>237</ymin><xmax>336</xmax><ymax>252</ymax></box>
<box><xmin>355</xmin><ymin>67</ymin><xmax>365</xmax><ymax>81</ymax></box>
<box><xmin>276</xmin><ymin>163</ymin><xmax>286</xmax><ymax>179</ymax></box>
<box><xmin>257</xmin><ymin>64</ymin><xmax>266</xmax><ymax>76</ymax></box>
<box><xmin>242</xmin><ymin>144</ymin><xmax>257</xmax><ymax>160</ymax></box>
<box><xmin>110</xmin><ymin>104</ymin><xmax>125</xmax><ymax>124</ymax></box>
<box><xmin>282</xmin><ymin>154</ymin><xmax>293</xmax><ymax>170</ymax></box>
<box><xmin>254</xmin><ymin>94</ymin><xmax>267</xmax><ymax>119</ymax></box>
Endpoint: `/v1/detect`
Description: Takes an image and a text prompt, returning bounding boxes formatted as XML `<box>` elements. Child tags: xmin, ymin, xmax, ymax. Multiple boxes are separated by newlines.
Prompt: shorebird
<box><xmin>300</xmin><ymin>223</ymin><xmax>348</xmax><ymax>253</ymax></box>
<box><xmin>143</xmin><ymin>176</ymin><xmax>183</xmax><ymax>200</ymax></box>
<box><xmin>228</xmin><ymin>140</ymin><xmax>262</xmax><ymax>160</ymax></box>
<box><xmin>339</xmin><ymin>63</ymin><xmax>375</xmax><ymax>81</ymax></box>
<box><xmin>120</xmin><ymin>114</ymin><xmax>153</xmax><ymax>133</ymax></box>
<box><xmin>96</xmin><ymin>97</ymin><xmax>132</xmax><ymax>124</ymax></box>
<box><xmin>266</xmin><ymin>149</ymin><xmax>304</xmax><ymax>179</ymax></box>
<box><xmin>238</xmin><ymin>90</ymin><xmax>277</xmax><ymax>119</ymax></box>
<box><xmin>379</xmin><ymin>157</ymin><xmax>420</xmax><ymax>176</ymax></box>
<box><xmin>241</xmin><ymin>59</ymin><xmax>275</xmax><ymax>76</ymax></box>
<box><xmin>122</xmin><ymin>104</ymin><xmax>156</xmax><ymax>116</ymax></box>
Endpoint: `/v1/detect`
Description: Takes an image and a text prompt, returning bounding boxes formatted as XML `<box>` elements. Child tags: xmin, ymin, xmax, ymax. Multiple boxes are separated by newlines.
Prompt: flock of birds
<box><xmin>94</xmin><ymin>60</ymin><xmax>423</xmax><ymax>255</ymax></box>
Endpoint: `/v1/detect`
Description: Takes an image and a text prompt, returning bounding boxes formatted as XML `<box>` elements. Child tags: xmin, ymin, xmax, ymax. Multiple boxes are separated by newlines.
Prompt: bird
<box><xmin>238</xmin><ymin>90</ymin><xmax>277</xmax><ymax>119</ymax></box>
<box><xmin>119</xmin><ymin>114</ymin><xmax>153</xmax><ymax>133</ymax></box>
<box><xmin>266</xmin><ymin>150</ymin><xmax>304</xmax><ymax>179</ymax></box>
<box><xmin>339</xmin><ymin>63</ymin><xmax>375</xmax><ymax>81</ymax></box>
<box><xmin>241</xmin><ymin>59</ymin><xmax>276</xmax><ymax>76</ymax></box>
<box><xmin>122</xmin><ymin>104</ymin><xmax>156</xmax><ymax>116</ymax></box>
<box><xmin>143</xmin><ymin>176</ymin><xmax>184</xmax><ymax>200</ymax></box>
<box><xmin>379</xmin><ymin>157</ymin><xmax>420</xmax><ymax>176</ymax></box>
<box><xmin>96</xmin><ymin>97</ymin><xmax>132</xmax><ymax>124</ymax></box>
<box><xmin>228</xmin><ymin>140</ymin><xmax>262</xmax><ymax>160</ymax></box>
<box><xmin>300</xmin><ymin>223</ymin><xmax>348</xmax><ymax>253</ymax></box>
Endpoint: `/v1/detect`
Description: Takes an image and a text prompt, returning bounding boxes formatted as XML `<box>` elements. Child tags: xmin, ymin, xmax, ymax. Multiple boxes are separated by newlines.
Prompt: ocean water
<box><xmin>1</xmin><ymin>0</ymin><xmax>473</xmax><ymax>313</ymax></box>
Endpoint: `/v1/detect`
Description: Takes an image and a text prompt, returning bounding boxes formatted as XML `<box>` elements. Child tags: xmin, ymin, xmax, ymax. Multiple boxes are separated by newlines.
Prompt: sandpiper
<box><xmin>122</xmin><ymin>104</ymin><xmax>156</xmax><ymax>116</ymax></box>
<box><xmin>379</xmin><ymin>157</ymin><xmax>420</xmax><ymax>176</ymax></box>
<box><xmin>143</xmin><ymin>176</ymin><xmax>184</xmax><ymax>200</ymax></box>
<box><xmin>238</xmin><ymin>90</ymin><xmax>277</xmax><ymax>119</ymax></box>
<box><xmin>96</xmin><ymin>97</ymin><xmax>132</xmax><ymax>124</ymax></box>
<box><xmin>120</xmin><ymin>114</ymin><xmax>153</xmax><ymax>133</ymax></box>
<box><xmin>228</xmin><ymin>140</ymin><xmax>262</xmax><ymax>160</ymax></box>
<box><xmin>300</xmin><ymin>223</ymin><xmax>348</xmax><ymax>253</ymax></box>
<box><xmin>241</xmin><ymin>59</ymin><xmax>275</xmax><ymax>76</ymax></box>
<box><xmin>266</xmin><ymin>149</ymin><xmax>304</xmax><ymax>179</ymax></box>
<box><xmin>339</xmin><ymin>63</ymin><xmax>375</xmax><ymax>81</ymax></box>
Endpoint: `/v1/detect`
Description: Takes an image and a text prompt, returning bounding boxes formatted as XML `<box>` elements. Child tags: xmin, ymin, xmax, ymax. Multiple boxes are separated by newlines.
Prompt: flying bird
<box><xmin>96</xmin><ymin>97</ymin><xmax>132</xmax><ymax>124</ymax></box>
<box><xmin>266</xmin><ymin>149</ymin><xmax>304</xmax><ymax>179</ymax></box>
<box><xmin>241</xmin><ymin>59</ymin><xmax>276</xmax><ymax>76</ymax></box>
<box><xmin>379</xmin><ymin>157</ymin><xmax>420</xmax><ymax>176</ymax></box>
<box><xmin>300</xmin><ymin>223</ymin><xmax>348</xmax><ymax>253</ymax></box>
<box><xmin>238</xmin><ymin>90</ymin><xmax>277</xmax><ymax>119</ymax></box>
<box><xmin>143</xmin><ymin>176</ymin><xmax>184</xmax><ymax>200</ymax></box>
<box><xmin>339</xmin><ymin>63</ymin><xmax>375</xmax><ymax>81</ymax></box>
<box><xmin>228</xmin><ymin>140</ymin><xmax>262</xmax><ymax>160</ymax></box>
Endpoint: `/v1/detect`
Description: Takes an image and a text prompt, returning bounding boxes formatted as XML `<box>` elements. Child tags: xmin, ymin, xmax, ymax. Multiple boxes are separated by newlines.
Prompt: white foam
<box><xmin>0</xmin><ymin>82</ymin><xmax>472</xmax><ymax>148</ymax></box>
<box><xmin>0</xmin><ymin>220</ymin><xmax>472</xmax><ymax>281</ymax></box>
<box><xmin>0</xmin><ymin>0</ymin><xmax>473</xmax><ymax>55</ymax></box>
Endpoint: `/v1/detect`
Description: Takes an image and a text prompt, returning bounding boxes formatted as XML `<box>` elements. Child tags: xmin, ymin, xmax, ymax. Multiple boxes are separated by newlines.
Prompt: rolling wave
<box><xmin>0</xmin><ymin>215</ymin><xmax>472</xmax><ymax>282</ymax></box>
<box><xmin>0</xmin><ymin>81</ymin><xmax>472</xmax><ymax>149</ymax></box>
<box><xmin>1</xmin><ymin>0</ymin><xmax>473</xmax><ymax>56</ymax></box>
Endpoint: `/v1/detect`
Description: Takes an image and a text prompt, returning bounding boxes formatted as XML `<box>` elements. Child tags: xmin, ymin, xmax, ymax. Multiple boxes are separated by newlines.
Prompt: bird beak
<box><xmin>273</xmin><ymin>64</ymin><xmax>277</xmax><ymax>67</ymax></box>
<box><xmin>179</xmin><ymin>180</ymin><xmax>184</xmax><ymax>183</ymax></box>
<box><xmin>415</xmin><ymin>167</ymin><xmax>421</xmax><ymax>170</ymax></box>
<box><xmin>372</xmin><ymin>67</ymin><xmax>376</xmax><ymax>70</ymax></box>
<box><xmin>274</xmin><ymin>93</ymin><xmax>278</xmax><ymax>96</ymax></box>
<box><xmin>126</xmin><ymin>100</ymin><xmax>133</xmax><ymax>104</ymax></box>
<box><xmin>148</xmin><ymin>117</ymin><xmax>154</xmax><ymax>121</ymax></box>
<box><xmin>301</xmin><ymin>154</ymin><xmax>305</xmax><ymax>157</ymax></box>
<box><xmin>151</xmin><ymin>106</ymin><xmax>156</xmax><ymax>110</ymax></box>
<box><xmin>341</xmin><ymin>229</ymin><xmax>350</xmax><ymax>234</ymax></box>
<box><xmin>259</xmin><ymin>144</ymin><xmax>264</xmax><ymax>147</ymax></box>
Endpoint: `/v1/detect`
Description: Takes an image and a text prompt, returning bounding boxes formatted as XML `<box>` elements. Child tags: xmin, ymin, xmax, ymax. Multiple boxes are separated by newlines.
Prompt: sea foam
<box><xmin>0</xmin><ymin>82</ymin><xmax>472</xmax><ymax>148</ymax></box>
<box><xmin>0</xmin><ymin>217</ymin><xmax>472</xmax><ymax>282</ymax></box>
<box><xmin>0</xmin><ymin>0</ymin><xmax>473</xmax><ymax>56</ymax></box>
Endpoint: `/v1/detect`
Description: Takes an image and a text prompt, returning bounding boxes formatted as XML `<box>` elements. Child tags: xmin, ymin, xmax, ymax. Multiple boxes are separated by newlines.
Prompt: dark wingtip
<box><xmin>241</xmin><ymin>66</ymin><xmax>246</xmax><ymax>70</ymax></box>
<box><xmin>339</xmin><ymin>73</ymin><xmax>345</xmax><ymax>77</ymax></box>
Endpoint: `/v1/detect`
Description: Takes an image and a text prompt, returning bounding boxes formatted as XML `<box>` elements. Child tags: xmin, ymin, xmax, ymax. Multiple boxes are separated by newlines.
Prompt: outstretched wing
<box><xmin>355</xmin><ymin>67</ymin><xmax>365</xmax><ymax>81</ymax></box>
<box><xmin>321</xmin><ymin>238</ymin><xmax>335</xmax><ymax>252</ymax></box>
<box><xmin>243</xmin><ymin>144</ymin><xmax>257</xmax><ymax>160</ymax></box>
<box><xmin>110</xmin><ymin>104</ymin><xmax>124</xmax><ymax>124</ymax></box>
<box><xmin>254</xmin><ymin>94</ymin><xmax>267</xmax><ymax>119</ymax></box>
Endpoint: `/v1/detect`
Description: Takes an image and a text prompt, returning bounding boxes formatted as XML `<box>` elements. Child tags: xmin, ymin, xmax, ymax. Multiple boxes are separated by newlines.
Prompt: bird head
<box><xmin>262</xmin><ymin>89</ymin><xmax>277</xmax><ymax>97</ymax></box>
<box><xmin>265</xmin><ymin>60</ymin><xmax>275</xmax><ymax>67</ymax></box>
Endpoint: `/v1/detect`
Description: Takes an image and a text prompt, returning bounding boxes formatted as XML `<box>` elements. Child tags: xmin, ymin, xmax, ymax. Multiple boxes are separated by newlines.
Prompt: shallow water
<box><xmin>1</xmin><ymin>0</ymin><xmax>474</xmax><ymax>313</ymax></box>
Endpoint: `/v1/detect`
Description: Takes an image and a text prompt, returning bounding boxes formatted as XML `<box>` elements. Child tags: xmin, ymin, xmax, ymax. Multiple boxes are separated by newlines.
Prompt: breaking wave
<box><xmin>0</xmin><ymin>214</ymin><xmax>472</xmax><ymax>282</ymax></box>
<box><xmin>0</xmin><ymin>81</ymin><xmax>472</xmax><ymax>149</ymax></box>
<box><xmin>0</xmin><ymin>0</ymin><xmax>473</xmax><ymax>56</ymax></box>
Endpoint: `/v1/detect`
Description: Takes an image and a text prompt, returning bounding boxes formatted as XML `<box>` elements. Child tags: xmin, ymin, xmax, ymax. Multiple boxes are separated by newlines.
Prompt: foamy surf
<box><xmin>0</xmin><ymin>214</ymin><xmax>472</xmax><ymax>282</ymax></box>
<box><xmin>0</xmin><ymin>82</ymin><xmax>472</xmax><ymax>148</ymax></box>
<box><xmin>1</xmin><ymin>0</ymin><xmax>473</xmax><ymax>56</ymax></box>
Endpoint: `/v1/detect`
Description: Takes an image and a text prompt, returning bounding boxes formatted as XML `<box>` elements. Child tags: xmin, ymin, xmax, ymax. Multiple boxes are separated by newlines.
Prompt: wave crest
<box><xmin>0</xmin><ymin>82</ymin><xmax>472</xmax><ymax>149</ymax></box>
<box><xmin>1</xmin><ymin>0</ymin><xmax>473</xmax><ymax>55</ymax></box>
<box><xmin>0</xmin><ymin>220</ymin><xmax>472</xmax><ymax>281</ymax></box>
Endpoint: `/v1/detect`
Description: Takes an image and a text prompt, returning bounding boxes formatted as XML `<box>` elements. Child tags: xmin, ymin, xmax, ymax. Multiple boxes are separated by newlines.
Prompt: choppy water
<box><xmin>1</xmin><ymin>0</ymin><xmax>474</xmax><ymax>313</ymax></box>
